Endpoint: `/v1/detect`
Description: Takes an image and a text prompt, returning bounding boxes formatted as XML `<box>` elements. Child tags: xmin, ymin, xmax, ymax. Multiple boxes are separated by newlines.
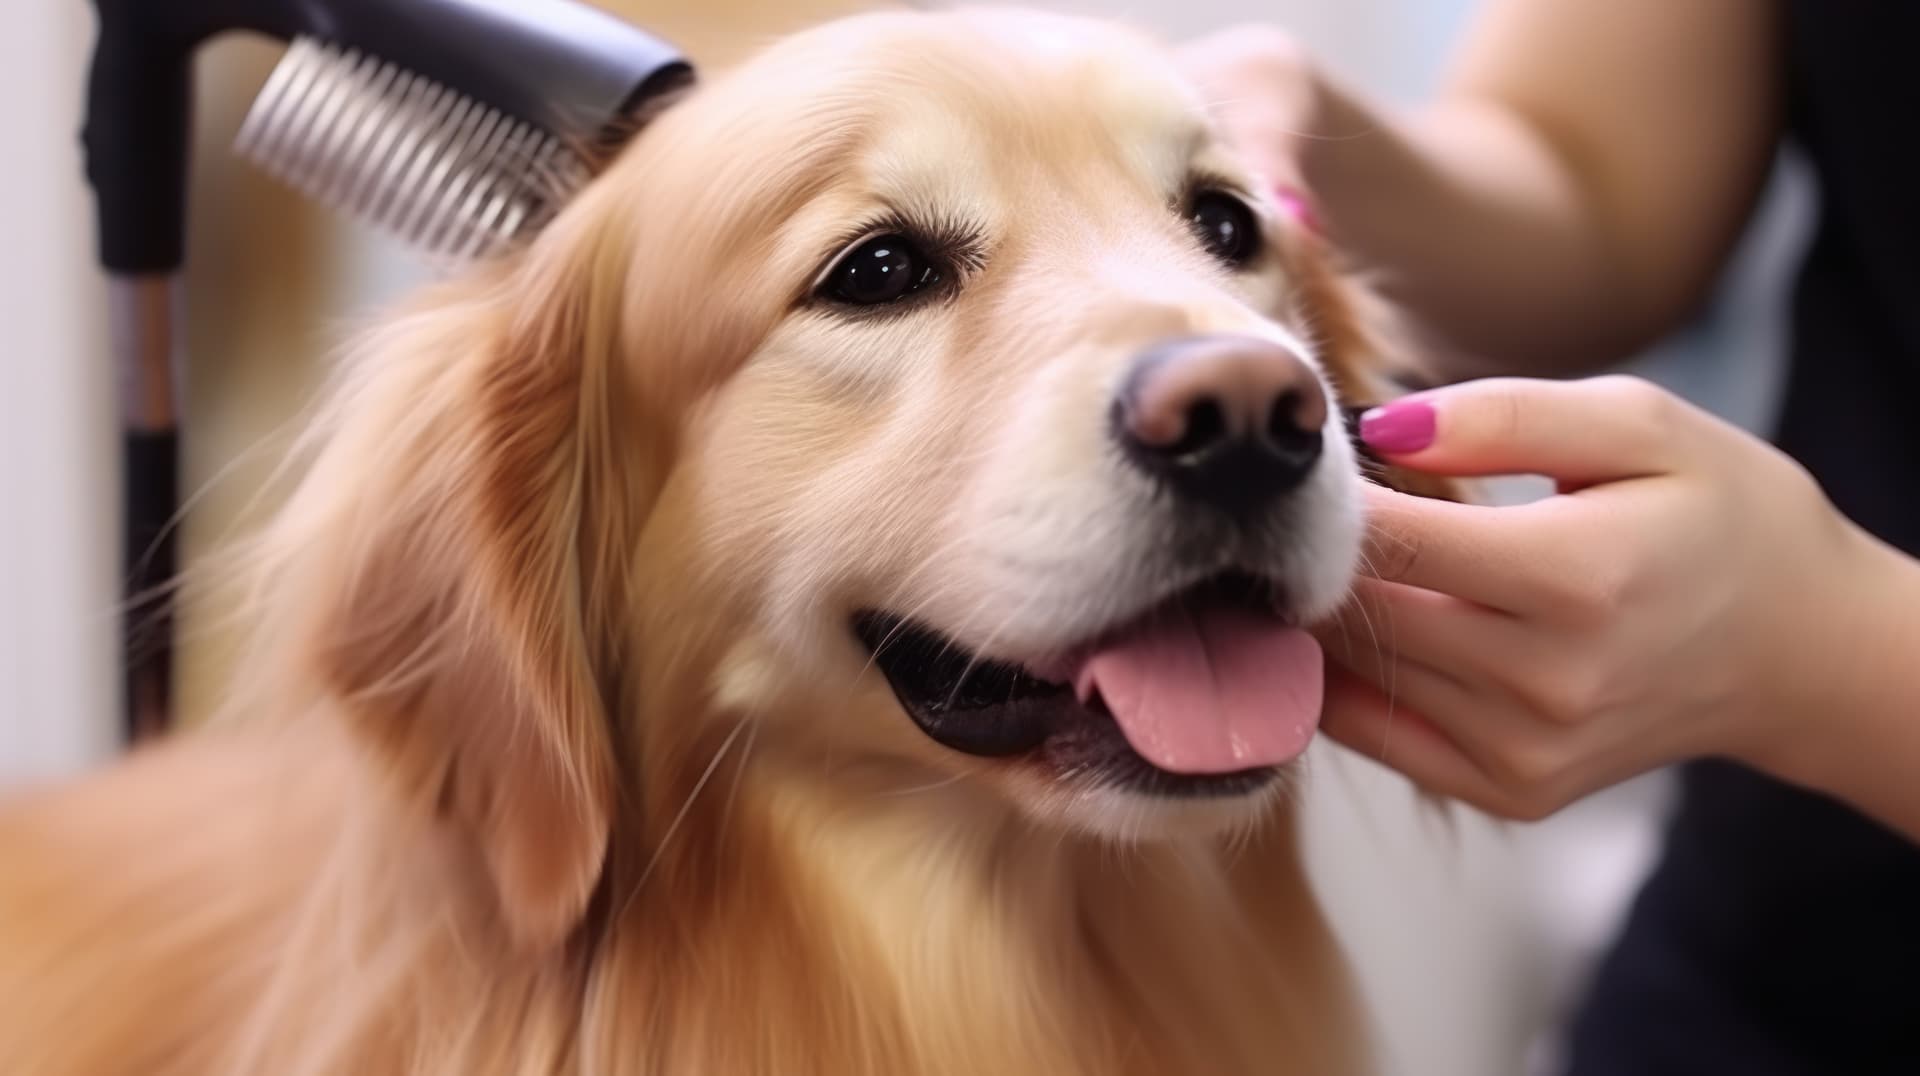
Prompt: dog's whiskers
<box><xmin>718</xmin><ymin>716</ymin><xmax>762</xmax><ymax>843</ymax></box>
<box><xmin>1348</xmin><ymin>549</ymin><xmax>1402</xmax><ymax>760</ymax></box>
<box><xmin>821</xmin><ymin>543</ymin><xmax>981</xmax><ymax>789</ymax></box>
<box><xmin>623</xmin><ymin>718</ymin><xmax>751</xmax><ymax>913</ymax></box>
<box><xmin>882</xmin><ymin>771</ymin><xmax>967</xmax><ymax>797</ymax></box>
<box><xmin>936</xmin><ymin>585</ymin><xmax>1052</xmax><ymax>711</ymax></box>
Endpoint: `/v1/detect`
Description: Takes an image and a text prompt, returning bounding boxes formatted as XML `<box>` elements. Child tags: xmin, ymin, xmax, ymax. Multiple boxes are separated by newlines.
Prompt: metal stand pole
<box><xmin>107</xmin><ymin>272</ymin><xmax>184</xmax><ymax>740</ymax></box>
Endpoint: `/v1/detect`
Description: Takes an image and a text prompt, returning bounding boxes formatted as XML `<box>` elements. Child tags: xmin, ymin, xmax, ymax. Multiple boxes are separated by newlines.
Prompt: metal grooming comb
<box><xmin>236</xmin><ymin>39</ymin><xmax>590</xmax><ymax>262</ymax></box>
<box><xmin>236</xmin><ymin>8</ymin><xmax>691</xmax><ymax>262</ymax></box>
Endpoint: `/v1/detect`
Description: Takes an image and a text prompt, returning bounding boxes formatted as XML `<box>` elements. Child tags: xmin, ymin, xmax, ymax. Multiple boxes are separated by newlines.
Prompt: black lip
<box><xmin>852</xmin><ymin>572</ymin><xmax>1285</xmax><ymax>797</ymax></box>
<box><xmin>851</xmin><ymin>612</ymin><xmax>1068</xmax><ymax>757</ymax></box>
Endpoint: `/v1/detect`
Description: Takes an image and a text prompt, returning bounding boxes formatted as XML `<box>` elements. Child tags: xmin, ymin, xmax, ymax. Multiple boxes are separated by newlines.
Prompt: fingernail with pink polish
<box><xmin>1359</xmin><ymin>400</ymin><xmax>1436</xmax><ymax>454</ymax></box>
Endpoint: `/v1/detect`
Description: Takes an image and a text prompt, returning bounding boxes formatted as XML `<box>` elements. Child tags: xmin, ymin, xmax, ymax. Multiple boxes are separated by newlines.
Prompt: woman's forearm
<box><xmin>1289</xmin><ymin>0</ymin><xmax>1781</xmax><ymax>381</ymax></box>
<box><xmin>1764</xmin><ymin>538</ymin><xmax>1920</xmax><ymax>842</ymax></box>
<box><xmin>1299</xmin><ymin>89</ymin><xmax>1633</xmax><ymax>377</ymax></box>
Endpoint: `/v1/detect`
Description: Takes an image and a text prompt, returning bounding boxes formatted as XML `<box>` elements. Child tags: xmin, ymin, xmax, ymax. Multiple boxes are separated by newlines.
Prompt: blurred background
<box><xmin>0</xmin><ymin>1</ymin><xmax>1808</xmax><ymax>1073</ymax></box>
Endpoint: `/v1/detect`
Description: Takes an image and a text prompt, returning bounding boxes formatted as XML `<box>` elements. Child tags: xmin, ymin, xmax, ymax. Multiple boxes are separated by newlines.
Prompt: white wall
<box><xmin>0</xmin><ymin>2</ymin><xmax>118</xmax><ymax>781</ymax></box>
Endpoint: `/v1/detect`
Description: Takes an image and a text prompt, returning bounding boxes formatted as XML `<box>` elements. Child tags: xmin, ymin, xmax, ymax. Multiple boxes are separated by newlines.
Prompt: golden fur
<box><xmin>1</xmin><ymin>9</ymin><xmax>1448</xmax><ymax>1074</ymax></box>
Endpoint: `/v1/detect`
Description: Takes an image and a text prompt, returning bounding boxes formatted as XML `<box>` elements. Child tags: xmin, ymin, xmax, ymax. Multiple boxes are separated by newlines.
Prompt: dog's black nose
<box><xmin>1112</xmin><ymin>334</ymin><xmax>1327</xmax><ymax>515</ymax></box>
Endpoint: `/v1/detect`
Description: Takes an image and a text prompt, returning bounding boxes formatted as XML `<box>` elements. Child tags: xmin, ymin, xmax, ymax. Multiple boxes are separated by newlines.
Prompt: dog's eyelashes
<box><xmin>825</xmin><ymin>234</ymin><xmax>942</xmax><ymax>306</ymax></box>
<box><xmin>1188</xmin><ymin>190</ymin><xmax>1260</xmax><ymax>267</ymax></box>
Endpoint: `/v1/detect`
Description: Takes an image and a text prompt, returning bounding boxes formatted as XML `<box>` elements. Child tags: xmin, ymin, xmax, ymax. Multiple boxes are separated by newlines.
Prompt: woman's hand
<box><xmin>1173</xmin><ymin>26</ymin><xmax>1327</xmax><ymax>200</ymax></box>
<box><xmin>1318</xmin><ymin>376</ymin><xmax>1920</xmax><ymax>834</ymax></box>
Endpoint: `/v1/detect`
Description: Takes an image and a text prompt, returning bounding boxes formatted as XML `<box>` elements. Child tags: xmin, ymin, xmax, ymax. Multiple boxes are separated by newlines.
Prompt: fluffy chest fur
<box><xmin>0</xmin><ymin>731</ymin><xmax>1364</xmax><ymax>1076</ymax></box>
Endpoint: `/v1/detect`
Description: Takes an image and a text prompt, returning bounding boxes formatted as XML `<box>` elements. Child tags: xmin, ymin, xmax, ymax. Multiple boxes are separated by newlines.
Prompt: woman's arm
<box><xmin>1318</xmin><ymin>377</ymin><xmax>1920</xmax><ymax>842</ymax></box>
<box><xmin>1181</xmin><ymin>0</ymin><xmax>1783</xmax><ymax>376</ymax></box>
<box><xmin>1756</xmin><ymin>535</ymin><xmax>1920</xmax><ymax>840</ymax></box>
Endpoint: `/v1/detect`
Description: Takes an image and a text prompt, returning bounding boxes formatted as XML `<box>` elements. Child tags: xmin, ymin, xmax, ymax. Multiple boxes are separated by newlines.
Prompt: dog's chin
<box><xmin>853</xmin><ymin>570</ymin><xmax>1318</xmax><ymax>841</ymax></box>
<box><xmin>1011</xmin><ymin>773</ymin><xmax>1290</xmax><ymax>842</ymax></box>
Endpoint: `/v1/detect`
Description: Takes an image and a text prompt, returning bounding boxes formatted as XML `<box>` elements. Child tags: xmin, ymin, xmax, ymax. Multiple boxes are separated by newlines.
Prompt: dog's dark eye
<box><xmin>1188</xmin><ymin>191</ymin><xmax>1260</xmax><ymax>267</ymax></box>
<box><xmin>826</xmin><ymin>234</ymin><xmax>940</xmax><ymax>306</ymax></box>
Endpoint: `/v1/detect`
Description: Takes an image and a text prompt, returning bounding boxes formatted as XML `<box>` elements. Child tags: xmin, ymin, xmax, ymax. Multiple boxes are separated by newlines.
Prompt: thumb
<box><xmin>1357</xmin><ymin>375</ymin><xmax>1686</xmax><ymax>486</ymax></box>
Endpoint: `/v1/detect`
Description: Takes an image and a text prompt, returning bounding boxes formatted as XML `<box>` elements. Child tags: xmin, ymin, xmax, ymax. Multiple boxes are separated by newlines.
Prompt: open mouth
<box><xmin>852</xmin><ymin>572</ymin><xmax>1325</xmax><ymax>797</ymax></box>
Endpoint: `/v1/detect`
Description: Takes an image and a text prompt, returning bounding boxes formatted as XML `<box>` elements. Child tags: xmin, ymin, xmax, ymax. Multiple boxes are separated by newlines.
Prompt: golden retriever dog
<box><xmin>0</xmin><ymin>8</ymin><xmax>1450</xmax><ymax>1074</ymax></box>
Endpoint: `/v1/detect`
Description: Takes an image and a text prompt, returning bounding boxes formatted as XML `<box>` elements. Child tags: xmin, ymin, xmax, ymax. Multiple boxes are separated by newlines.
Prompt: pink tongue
<box><xmin>1073</xmin><ymin>607</ymin><xmax>1324</xmax><ymax>774</ymax></box>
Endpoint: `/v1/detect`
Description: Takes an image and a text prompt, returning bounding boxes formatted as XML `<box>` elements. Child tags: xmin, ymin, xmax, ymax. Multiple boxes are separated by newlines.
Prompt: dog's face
<box><xmin>289</xmin><ymin>7</ymin><xmax>1449</xmax><ymax>946</ymax></box>
<box><xmin>613</xmin><ymin>10</ymin><xmax>1403</xmax><ymax>840</ymax></box>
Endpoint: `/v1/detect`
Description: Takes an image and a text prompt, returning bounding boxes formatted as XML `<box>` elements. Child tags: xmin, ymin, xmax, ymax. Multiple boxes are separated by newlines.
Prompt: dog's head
<box><xmin>274</xmin><ymin>9</ymin><xmax>1445</xmax><ymax>949</ymax></box>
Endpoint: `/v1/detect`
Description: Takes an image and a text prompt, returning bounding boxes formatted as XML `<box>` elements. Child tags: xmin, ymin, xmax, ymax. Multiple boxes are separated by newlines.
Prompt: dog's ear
<box><xmin>279</xmin><ymin>208</ymin><xmax>653</xmax><ymax>951</ymax></box>
<box><xmin>1280</xmin><ymin>233</ymin><xmax>1467</xmax><ymax>504</ymax></box>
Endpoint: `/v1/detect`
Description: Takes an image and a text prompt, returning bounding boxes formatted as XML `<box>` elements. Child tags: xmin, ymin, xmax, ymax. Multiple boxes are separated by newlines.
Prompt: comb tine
<box><xmin>475</xmin><ymin>125</ymin><xmax>545</xmax><ymax>255</ymax></box>
<box><xmin>415</xmin><ymin>121</ymin><xmax>473</xmax><ymax>257</ymax></box>
<box><xmin>427</xmin><ymin>106</ymin><xmax>511</xmax><ymax>258</ymax></box>
<box><xmin>317</xmin><ymin>54</ymin><xmax>401</xmax><ymax>210</ymax></box>
<box><xmin>379</xmin><ymin>83</ymin><xmax>460</xmax><ymax>245</ymax></box>
<box><xmin>342</xmin><ymin>67</ymin><xmax>416</xmax><ymax>219</ymax></box>
<box><xmin>450</xmin><ymin>142</ymin><xmax>512</xmax><ymax>261</ymax></box>
<box><xmin>442</xmin><ymin>115</ymin><xmax>521</xmax><ymax>260</ymax></box>
<box><xmin>460</xmin><ymin>121</ymin><xmax>541</xmax><ymax>259</ymax></box>
<box><xmin>233</xmin><ymin>40</ymin><xmax>309</xmax><ymax>163</ymax></box>
<box><xmin>236</xmin><ymin>35</ymin><xmax>590</xmax><ymax>265</ymax></box>
<box><xmin>288</xmin><ymin>46</ymin><xmax>361</xmax><ymax>184</ymax></box>
<box><xmin>394</xmin><ymin>94</ymin><xmax>477</xmax><ymax>249</ymax></box>
<box><xmin>239</xmin><ymin>41</ymin><xmax>326</xmax><ymax>183</ymax></box>
<box><xmin>366</xmin><ymin>74</ymin><xmax>447</xmax><ymax>232</ymax></box>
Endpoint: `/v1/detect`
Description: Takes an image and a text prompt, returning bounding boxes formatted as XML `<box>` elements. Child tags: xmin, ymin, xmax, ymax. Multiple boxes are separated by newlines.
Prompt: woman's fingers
<box><xmin>1360</xmin><ymin>487</ymin><xmax>1625</xmax><ymax>621</ymax></box>
<box><xmin>1355</xmin><ymin>376</ymin><xmax>1710</xmax><ymax>617</ymax></box>
<box><xmin>1317</xmin><ymin>609</ymin><xmax>1557</xmax><ymax>782</ymax></box>
<box><xmin>1322</xmin><ymin>575</ymin><xmax>1538</xmax><ymax>681</ymax></box>
<box><xmin>1328</xmin><ymin>668</ymin><xmax>1582</xmax><ymax>818</ymax></box>
<box><xmin>1360</xmin><ymin>375</ymin><xmax>1688</xmax><ymax>487</ymax></box>
<box><xmin>1357</xmin><ymin>486</ymin><xmax>1557</xmax><ymax>612</ymax></box>
<box><xmin>1173</xmin><ymin>25</ymin><xmax>1317</xmax><ymax>189</ymax></box>
<box><xmin>1319</xmin><ymin>666</ymin><xmax>1470</xmax><ymax>773</ymax></box>
<box><xmin>1320</xmin><ymin>670</ymin><xmax>1551</xmax><ymax>820</ymax></box>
